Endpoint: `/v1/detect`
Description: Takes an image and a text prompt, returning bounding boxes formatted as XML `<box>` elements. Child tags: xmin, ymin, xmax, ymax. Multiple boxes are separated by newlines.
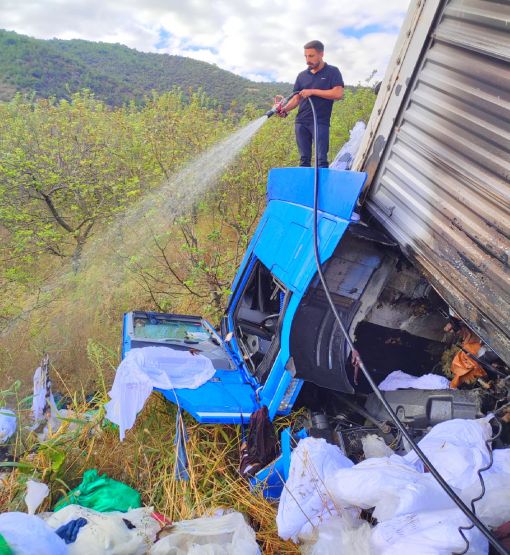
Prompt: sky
<box><xmin>2</xmin><ymin>0</ymin><xmax>412</xmax><ymax>85</ymax></box>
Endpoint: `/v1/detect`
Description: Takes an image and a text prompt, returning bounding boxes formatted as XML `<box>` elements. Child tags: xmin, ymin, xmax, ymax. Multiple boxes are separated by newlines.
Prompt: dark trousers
<box><xmin>295</xmin><ymin>122</ymin><xmax>330</xmax><ymax>168</ymax></box>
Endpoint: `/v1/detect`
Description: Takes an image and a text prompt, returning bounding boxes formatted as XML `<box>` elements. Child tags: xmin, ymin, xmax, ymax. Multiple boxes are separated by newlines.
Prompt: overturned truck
<box><xmin>121</xmin><ymin>0</ymin><xmax>509</xmax><ymax>436</ymax></box>
<box><xmin>116</xmin><ymin>0</ymin><xmax>509</xmax><ymax>549</ymax></box>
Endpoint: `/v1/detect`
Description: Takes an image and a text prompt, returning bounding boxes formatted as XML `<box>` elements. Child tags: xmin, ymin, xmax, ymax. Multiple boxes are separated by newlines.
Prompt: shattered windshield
<box><xmin>130</xmin><ymin>313</ymin><xmax>235</xmax><ymax>370</ymax></box>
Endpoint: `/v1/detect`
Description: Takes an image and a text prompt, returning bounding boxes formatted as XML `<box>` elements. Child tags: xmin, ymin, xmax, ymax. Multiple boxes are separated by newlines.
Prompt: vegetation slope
<box><xmin>0</xmin><ymin>29</ymin><xmax>291</xmax><ymax>110</ymax></box>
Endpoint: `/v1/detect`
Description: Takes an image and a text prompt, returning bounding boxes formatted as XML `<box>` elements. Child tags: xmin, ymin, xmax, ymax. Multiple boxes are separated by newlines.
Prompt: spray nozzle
<box><xmin>265</xmin><ymin>91</ymin><xmax>299</xmax><ymax>118</ymax></box>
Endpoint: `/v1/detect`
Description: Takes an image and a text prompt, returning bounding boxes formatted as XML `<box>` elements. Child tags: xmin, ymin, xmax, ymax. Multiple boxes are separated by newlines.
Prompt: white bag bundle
<box><xmin>404</xmin><ymin>416</ymin><xmax>493</xmax><ymax>488</ymax></box>
<box><xmin>45</xmin><ymin>504</ymin><xmax>160</xmax><ymax>555</ymax></box>
<box><xmin>276</xmin><ymin>437</ymin><xmax>354</xmax><ymax>541</ymax></box>
<box><xmin>300</xmin><ymin>513</ymin><xmax>372</xmax><ymax>555</ymax></box>
<box><xmin>326</xmin><ymin>456</ymin><xmax>453</xmax><ymax>522</ymax></box>
<box><xmin>361</xmin><ymin>434</ymin><xmax>394</xmax><ymax>459</ymax></box>
<box><xmin>371</xmin><ymin>508</ymin><xmax>488</xmax><ymax>555</ymax></box>
<box><xmin>149</xmin><ymin>511</ymin><xmax>260</xmax><ymax>555</ymax></box>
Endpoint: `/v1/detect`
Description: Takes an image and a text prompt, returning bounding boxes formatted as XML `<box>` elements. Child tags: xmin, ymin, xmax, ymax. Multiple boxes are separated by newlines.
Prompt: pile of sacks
<box><xmin>0</xmin><ymin>472</ymin><xmax>261</xmax><ymax>555</ymax></box>
<box><xmin>277</xmin><ymin>416</ymin><xmax>510</xmax><ymax>554</ymax></box>
<box><xmin>0</xmin><ymin>508</ymin><xmax>260</xmax><ymax>555</ymax></box>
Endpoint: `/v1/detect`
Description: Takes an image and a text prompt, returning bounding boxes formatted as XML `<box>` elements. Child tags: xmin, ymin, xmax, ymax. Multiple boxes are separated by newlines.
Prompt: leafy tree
<box><xmin>0</xmin><ymin>90</ymin><xmax>232</xmax><ymax>273</ymax></box>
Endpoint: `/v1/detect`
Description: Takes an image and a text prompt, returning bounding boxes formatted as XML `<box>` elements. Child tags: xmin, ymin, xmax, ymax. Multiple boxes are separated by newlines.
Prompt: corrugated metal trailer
<box><xmin>354</xmin><ymin>0</ymin><xmax>510</xmax><ymax>364</ymax></box>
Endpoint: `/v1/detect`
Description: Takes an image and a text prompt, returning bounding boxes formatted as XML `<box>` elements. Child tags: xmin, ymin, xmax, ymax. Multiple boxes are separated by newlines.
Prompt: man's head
<box><xmin>304</xmin><ymin>40</ymin><xmax>324</xmax><ymax>70</ymax></box>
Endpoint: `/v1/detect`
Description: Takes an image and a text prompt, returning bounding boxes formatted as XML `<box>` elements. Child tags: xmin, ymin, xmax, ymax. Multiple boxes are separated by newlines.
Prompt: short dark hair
<box><xmin>304</xmin><ymin>40</ymin><xmax>324</xmax><ymax>52</ymax></box>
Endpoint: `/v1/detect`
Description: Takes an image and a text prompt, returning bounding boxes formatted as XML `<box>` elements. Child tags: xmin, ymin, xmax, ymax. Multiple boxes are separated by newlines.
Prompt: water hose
<box><xmin>307</xmin><ymin>95</ymin><xmax>508</xmax><ymax>555</ymax></box>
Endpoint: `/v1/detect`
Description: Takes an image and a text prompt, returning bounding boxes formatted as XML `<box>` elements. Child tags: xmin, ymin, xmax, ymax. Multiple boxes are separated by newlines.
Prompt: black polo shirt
<box><xmin>293</xmin><ymin>63</ymin><xmax>344</xmax><ymax>126</ymax></box>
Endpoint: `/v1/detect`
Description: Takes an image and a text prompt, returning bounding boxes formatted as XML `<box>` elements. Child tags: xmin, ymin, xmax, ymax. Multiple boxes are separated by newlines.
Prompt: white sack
<box><xmin>404</xmin><ymin>416</ymin><xmax>493</xmax><ymax>489</ymax></box>
<box><xmin>45</xmin><ymin>504</ymin><xmax>160</xmax><ymax>555</ymax></box>
<box><xmin>326</xmin><ymin>456</ymin><xmax>454</xmax><ymax>522</ymax></box>
<box><xmin>0</xmin><ymin>408</ymin><xmax>16</xmax><ymax>443</ymax></box>
<box><xmin>361</xmin><ymin>434</ymin><xmax>393</xmax><ymax>459</ymax></box>
<box><xmin>149</xmin><ymin>512</ymin><xmax>260</xmax><ymax>555</ymax></box>
<box><xmin>0</xmin><ymin>512</ymin><xmax>68</xmax><ymax>555</ymax></box>
<box><xmin>105</xmin><ymin>347</ymin><xmax>216</xmax><ymax>440</ymax></box>
<box><xmin>277</xmin><ymin>437</ymin><xmax>354</xmax><ymax>542</ymax></box>
<box><xmin>378</xmin><ymin>370</ymin><xmax>450</xmax><ymax>391</ymax></box>
<box><xmin>300</xmin><ymin>513</ymin><xmax>372</xmax><ymax>555</ymax></box>
<box><xmin>330</xmin><ymin>121</ymin><xmax>366</xmax><ymax>171</ymax></box>
<box><xmin>371</xmin><ymin>508</ymin><xmax>488</xmax><ymax>555</ymax></box>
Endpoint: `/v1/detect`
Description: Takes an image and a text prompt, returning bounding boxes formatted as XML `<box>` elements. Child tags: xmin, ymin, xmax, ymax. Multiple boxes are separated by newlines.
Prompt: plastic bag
<box><xmin>25</xmin><ymin>480</ymin><xmax>49</xmax><ymax>514</ymax></box>
<box><xmin>149</xmin><ymin>511</ymin><xmax>260</xmax><ymax>555</ymax></box>
<box><xmin>404</xmin><ymin>416</ymin><xmax>493</xmax><ymax>489</ymax></box>
<box><xmin>0</xmin><ymin>533</ymin><xmax>13</xmax><ymax>555</ymax></box>
<box><xmin>326</xmin><ymin>455</ymin><xmax>453</xmax><ymax>522</ymax></box>
<box><xmin>300</xmin><ymin>513</ymin><xmax>372</xmax><ymax>555</ymax></box>
<box><xmin>54</xmin><ymin>469</ymin><xmax>141</xmax><ymax>513</ymax></box>
<box><xmin>276</xmin><ymin>437</ymin><xmax>354</xmax><ymax>541</ymax></box>
<box><xmin>0</xmin><ymin>409</ymin><xmax>16</xmax><ymax>444</ymax></box>
<box><xmin>450</xmin><ymin>329</ymin><xmax>486</xmax><ymax>388</ymax></box>
<box><xmin>45</xmin><ymin>504</ymin><xmax>159</xmax><ymax>555</ymax></box>
<box><xmin>330</xmin><ymin>121</ymin><xmax>366</xmax><ymax>171</ymax></box>
<box><xmin>371</xmin><ymin>508</ymin><xmax>488</xmax><ymax>554</ymax></box>
<box><xmin>378</xmin><ymin>370</ymin><xmax>450</xmax><ymax>391</ymax></box>
<box><xmin>0</xmin><ymin>512</ymin><xmax>68</xmax><ymax>555</ymax></box>
<box><xmin>361</xmin><ymin>434</ymin><xmax>393</xmax><ymax>459</ymax></box>
<box><xmin>105</xmin><ymin>346</ymin><xmax>215</xmax><ymax>440</ymax></box>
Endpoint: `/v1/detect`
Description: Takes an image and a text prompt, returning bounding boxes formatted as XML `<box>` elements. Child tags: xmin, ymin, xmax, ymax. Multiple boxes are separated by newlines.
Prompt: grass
<box><xmin>0</xmin><ymin>377</ymin><xmax>300</xmax><ymax>554</ymax></box>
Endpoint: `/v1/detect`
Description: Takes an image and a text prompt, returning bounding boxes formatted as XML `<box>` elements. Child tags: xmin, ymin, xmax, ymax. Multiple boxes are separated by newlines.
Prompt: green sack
<box><xmin>54</xmin><ymin>469</ymin><xmax>141</xmax><ymax>512</ymax></box>
<box><xmin>0</xmin><ymin>533</ymin><xmax>13</xmax><ymax>555</ymax></box>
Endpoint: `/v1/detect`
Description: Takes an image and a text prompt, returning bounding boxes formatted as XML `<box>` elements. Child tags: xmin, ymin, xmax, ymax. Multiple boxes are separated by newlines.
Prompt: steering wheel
<box><xmin>260</xmin><ymin>313</ymin><xmax>280</xmax><ymax>331</ymax></box>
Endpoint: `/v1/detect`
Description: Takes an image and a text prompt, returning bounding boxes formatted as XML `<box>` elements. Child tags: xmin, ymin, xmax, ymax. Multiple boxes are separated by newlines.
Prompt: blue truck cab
<box><xmin>122</xmin><ymin>166</ymin><xmax>455</xmax><ymax>425</ymax></box>
<box><xmin>122</xmin><ymin>167</ymin><xmax>367</xmax><ymax>422</ymax></box>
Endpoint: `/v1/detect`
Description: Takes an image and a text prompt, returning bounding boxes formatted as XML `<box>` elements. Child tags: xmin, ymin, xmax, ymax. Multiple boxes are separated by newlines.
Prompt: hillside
<box><xmin>0</xmin><ymin>29</ymin><xmax>291</xmax><ymax>109</ymax></box>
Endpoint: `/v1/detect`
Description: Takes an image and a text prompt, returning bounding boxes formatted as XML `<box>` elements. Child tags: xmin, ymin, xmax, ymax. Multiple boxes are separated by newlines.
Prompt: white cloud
<box><xmin>1</xmin><ymin>0</ymin><xmax>411</xmax><ymax>84</ymax></box>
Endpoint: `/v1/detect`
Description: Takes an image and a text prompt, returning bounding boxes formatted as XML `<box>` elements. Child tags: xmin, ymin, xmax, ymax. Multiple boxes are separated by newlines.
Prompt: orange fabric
<box><xmin>450</xmin><ymin>329</ymin><xmax>487</xmax><ymax>388</ymax></box>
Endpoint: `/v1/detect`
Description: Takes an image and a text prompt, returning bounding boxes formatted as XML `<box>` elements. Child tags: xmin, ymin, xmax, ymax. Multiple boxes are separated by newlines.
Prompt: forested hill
<box><xmin>0</xmin><ymin>29</ymin><xmax>291</xmax><ymax>109</ymax></box>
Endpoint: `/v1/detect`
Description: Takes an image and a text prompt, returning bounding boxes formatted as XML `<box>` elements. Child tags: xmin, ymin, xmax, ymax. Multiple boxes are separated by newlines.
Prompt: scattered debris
<box><xmin>450</xmin><ymin>326</ymin><xmax>487</xmax><ymax>388</ymax></box>
<box><xmin>239</xmin><ymin>405</ymin><xmax>278</xmax><ymax>478</ymax></box>
<box><xmin>25</xmin><ymin>480</ymin><xmax>49</xmax><ymax>515</ymax></box>
<box><xmin>54</xmin><ymin>469</ymin><xmax>141</xmax><ymax>513</ymax></box>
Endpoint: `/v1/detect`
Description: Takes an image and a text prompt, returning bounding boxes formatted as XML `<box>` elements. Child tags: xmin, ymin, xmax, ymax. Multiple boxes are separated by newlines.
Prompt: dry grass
<box><xmin>0</xmin><ymin>383</ymin><xmax>299</xmax><ymax>554</ymax></box>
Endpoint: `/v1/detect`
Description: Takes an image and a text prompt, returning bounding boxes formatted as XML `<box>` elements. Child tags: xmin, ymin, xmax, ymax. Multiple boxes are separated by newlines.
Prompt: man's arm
<box><xmin>299</xmin><ymin>86</ymin><xmax>344</xmax><ymax>100</ymax></box>
<box><xmin>281</xmin><ymin>93</ymin><xmax>302</xmax><ymax>113</ymax></box>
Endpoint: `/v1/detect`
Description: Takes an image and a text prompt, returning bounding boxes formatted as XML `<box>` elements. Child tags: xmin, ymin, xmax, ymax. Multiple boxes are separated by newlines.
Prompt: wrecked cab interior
<box><xmin>285</xmin><ymin>220</ymin><xmax>509</xmax><ymax>460</ymax></box>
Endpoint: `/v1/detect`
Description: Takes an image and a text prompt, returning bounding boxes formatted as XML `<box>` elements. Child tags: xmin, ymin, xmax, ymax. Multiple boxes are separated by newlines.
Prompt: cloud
<box><xmin>1</xmin><ymin>0</ymin><xmax>411</xmax><ymax>84</ymax></box>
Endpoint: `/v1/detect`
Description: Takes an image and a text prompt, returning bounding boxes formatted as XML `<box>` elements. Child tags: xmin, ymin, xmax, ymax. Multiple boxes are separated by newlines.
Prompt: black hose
<box><xmin>307</xmin><ymin>96</ymin><xmax>508</xmax><ymax>555</ymax></box>
<box><xmin>456</xmin><ymin>418</ymin><xmax>503</xmax><ymax>554</ymax></box>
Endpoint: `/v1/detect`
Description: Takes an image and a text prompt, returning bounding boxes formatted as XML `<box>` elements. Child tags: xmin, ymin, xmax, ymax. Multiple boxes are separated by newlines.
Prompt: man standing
<box><xmin>277</xmin><ymin>40</ymin><xmax>344</xmax><ymax>167</ymax></box>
